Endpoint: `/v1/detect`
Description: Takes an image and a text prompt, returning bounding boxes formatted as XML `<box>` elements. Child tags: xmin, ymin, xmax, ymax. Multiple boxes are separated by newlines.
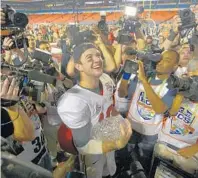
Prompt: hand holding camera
<box><xmin>94</xmin><ymin>34</ymin><xmax>104</xmax><ymax>46</ymax></box>
<box><xmin>0</xmin><ymin>8</ymin><xmax>5</xmax><ymax>24</ymax></box>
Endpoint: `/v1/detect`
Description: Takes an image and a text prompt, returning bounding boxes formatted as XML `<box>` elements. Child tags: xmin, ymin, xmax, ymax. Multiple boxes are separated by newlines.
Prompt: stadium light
<box><xmin>125</xmin><ymin>6</ymin><xmax>137</xmax><ymax>17</ymax></box>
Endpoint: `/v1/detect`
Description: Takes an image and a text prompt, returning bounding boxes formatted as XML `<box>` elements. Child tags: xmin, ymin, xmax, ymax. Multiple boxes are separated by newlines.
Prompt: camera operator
<box><xmin>155</xmin><ymin>59</ymin><xmax>198</xmax><ymax>175</ymax></box>
<box><xmin>58</xmin><ymin>43</ymin><xmax>132</xmax><ymax>178</ymax></box>
<box><xmin>2</xmin><ymin>37</ymin><xmax>28</xmax><ymax>65</ymax></box>
<box><xmin>1</xmin><ymin>5</ymin><xmax>54</xmax><ymax>170</ymax></box>
<box><xmin>115</xmin><ymin>50</ymin><xmax>179</xmax><ymax>175</ymax></box>
<box><xmin>160</xmin><ymin>15</ymin><xmax>181</xmax><ymax>50</ymax></box>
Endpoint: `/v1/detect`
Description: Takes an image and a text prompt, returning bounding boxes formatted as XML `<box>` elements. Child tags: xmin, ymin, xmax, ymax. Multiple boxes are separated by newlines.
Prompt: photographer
<box><xmin>2</xmin><ymin>37</ymin><xmax>28</xmax><ymax>65</ymax></box>
<box><xmin>1</xmin><ymin>5</ymin><xmax>54</xmax><ymax>171</ymax></box>
<box><xmin>160</xmin><ymin>15</ymin><xmax>181</xmax><ymax>50</ymax></box>
<box><xmin>155</xmin><ymin>59</ymin><xmax>198</xmax><ymax>175</ymax></box>
<box><xmin>115</xmin><ymin>50</ymin><xmax>179</xmax><ymax>175</ymax></box>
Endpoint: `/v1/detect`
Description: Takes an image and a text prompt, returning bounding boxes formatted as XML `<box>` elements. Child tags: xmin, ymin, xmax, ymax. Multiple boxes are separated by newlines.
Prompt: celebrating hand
<box><xmin>0</xmin><ymin>77</ymin><xmax>19</xmax><ymax>101</ymax></box>
<box><xmin>94</xmin><ymin>34</ymin><xmax>104</xmax><ymax>46</ymax></box>
<box><xmin>92</xmin><ymin>25</ymin><xmax>101</xmax><ymax>35</ymax></box>
<box><xmin>172</xmin><ymin>15</ymin><xmax>182</xmax><ymax>33</ymax></box>
<box><xmin>2</xmin><ymin>37</ymin><xmax>14</xmax><ymax>50</ymax></box>
<box><xmin>116</xmin><ymin>119</ymin><xmax>132</xmax><ymax>149</ymax></box>
<box><xmin>0</xmin><ymin>8</ymin><xmax>5</xmax><ymax>24</ymax></box>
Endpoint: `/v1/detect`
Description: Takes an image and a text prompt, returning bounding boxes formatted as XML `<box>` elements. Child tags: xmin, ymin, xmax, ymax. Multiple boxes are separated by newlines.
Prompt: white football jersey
<box><xmin>57</xmin><ymin>73</ymin><xmax>116</xmax><ymax>176</ymax></box>
<box><xmin>5</xmin><ymin>99</ymin><xmax>47</xmax><ymax>165</ymax></box>
<box><xmin>16</xmin><ymin>114</ymin><xmax>47</xmax><ymax>164</ymax></box>
<box><xmin>128</xmin><ymin>80</ymin><xmax>170</xmax><ymax>135</ymax></box>
<box><xmin>58</xmin><ymin>73</ymin><xmax>115</xmax><ymax>129</ymax></box>
<box><xmin>158</xmin><ymin>99</ymin><xmax>198</xmax><ymax>149</ymax></box>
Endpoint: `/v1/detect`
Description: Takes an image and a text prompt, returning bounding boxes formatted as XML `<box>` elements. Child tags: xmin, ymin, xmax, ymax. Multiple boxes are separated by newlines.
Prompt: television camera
<box><xmin>123</xmin><ymin>48</ymin><xmax>162</xmax><ymax>78</ymax></box>
<box><xmin>98</xmin><ymin>11</ymin><xmax>109</xmax><ymax>35</ymax></box>
<box><xmin>0</xmin><ymin>49</ymin><xmax>61</xmax><ymax>104</ymax></box>
<box><xmin>179</xmin><ymin>8</ymin><xmax>197</xmax><ymax>32</ymax></box>
<box><xmin>117</xmin><ymin>6</ymin><xmax>144</xmax><ymax>44</ymax></box>
<box><xmin>167</xmin><ymin>74</ymin><xmax>198</xmax><ymax>102</ymax></box>
<box><xmin>1</xmin><ymin>5</ymin><xmax>29</xmax><ymax>51</ymax></box>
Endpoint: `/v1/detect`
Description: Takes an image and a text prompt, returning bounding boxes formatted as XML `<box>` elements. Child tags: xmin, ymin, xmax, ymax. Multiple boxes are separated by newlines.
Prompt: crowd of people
<box><xmin>1</xmin><ymin>4</ymin><xmax>198</xmax><ymax>178</ymax></box>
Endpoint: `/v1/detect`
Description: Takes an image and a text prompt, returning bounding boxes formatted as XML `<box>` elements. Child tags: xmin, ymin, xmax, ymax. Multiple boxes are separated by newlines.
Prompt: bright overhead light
<box><xmin>85</xmin><ymin>1</ymin><xmax>103</xmax><ymax>5</ymax></box>
<box><xmin>125</xmin><ymin>6</ymin><xmax>137</xmax><ymax>17</ymax></box>
<box><xmin>100</xmin><ymin>11</ymin><xmax>106</xmax><ymax>16</ymax></box>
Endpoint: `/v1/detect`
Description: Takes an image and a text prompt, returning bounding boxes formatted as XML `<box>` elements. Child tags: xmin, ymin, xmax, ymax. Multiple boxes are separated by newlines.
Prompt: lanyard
<box><xmin>181</xmin><ymin>102</ymin><xmax>198</xmax><ymax>120</ymax></box>
<box><xmin>146</xmin><ymin>77</ymin><xmax>167</xmax><ymax>96</ymax></box>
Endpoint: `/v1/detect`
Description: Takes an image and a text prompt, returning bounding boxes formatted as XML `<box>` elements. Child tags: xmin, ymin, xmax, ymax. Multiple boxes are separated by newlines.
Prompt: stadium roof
<box><xmin>1</xmin><ymin>0</ymin><xmax>196</xmax><ymax>13</ymax></box>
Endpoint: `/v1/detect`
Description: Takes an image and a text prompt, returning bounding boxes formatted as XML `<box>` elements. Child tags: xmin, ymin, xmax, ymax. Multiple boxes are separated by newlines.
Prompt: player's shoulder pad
<box><xmin>100</xmin><ymin>73</ymin><xmax>115</xmax><ymax>87</ymax></box>
<box><xmin>57</xmin><ymin>86</ymin><xmax>89</xmax><ymax>113</ymax></box>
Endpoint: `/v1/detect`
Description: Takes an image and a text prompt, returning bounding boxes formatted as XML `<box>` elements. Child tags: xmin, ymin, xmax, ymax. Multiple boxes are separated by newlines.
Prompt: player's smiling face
<box><xmin>77</xmin><ymin>48</ymin><xmax>103</xmax><ymax>78</ymax></box>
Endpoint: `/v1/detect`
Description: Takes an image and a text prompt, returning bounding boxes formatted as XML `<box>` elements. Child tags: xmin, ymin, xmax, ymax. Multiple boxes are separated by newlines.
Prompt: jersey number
<box><xmin>32</xmin><ymin>131</ymin><xmax>45</xmax><ymax>153</ymax></box>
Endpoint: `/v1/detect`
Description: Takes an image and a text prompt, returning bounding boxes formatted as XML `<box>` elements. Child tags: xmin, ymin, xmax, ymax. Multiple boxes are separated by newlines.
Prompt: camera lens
<box><xmin>13</xmin><ymin>13</ymin><xmax>28</xmax><ymax>28</ymax></box>
<box><xmin>183</xmin><ymin>10</ymin><xmax>190</xmax><ymax>17</ymax></box>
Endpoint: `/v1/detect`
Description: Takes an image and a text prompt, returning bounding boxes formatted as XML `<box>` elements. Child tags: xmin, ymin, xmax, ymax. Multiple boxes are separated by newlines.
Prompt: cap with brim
<box><xmin>73</xmin><ymin>43</ymin><xmax>98</xmax><ymax>63</ymax></box>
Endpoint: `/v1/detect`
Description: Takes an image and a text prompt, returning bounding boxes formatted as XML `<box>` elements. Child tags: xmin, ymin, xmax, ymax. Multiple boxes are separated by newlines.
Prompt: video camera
<box><xmin>1</xmin><ymin>49</ymin><xmax>58</xmax><ymax>103</ymax></box>
<box><xmin>179</xmin><ymin>8</ymin><xmax>197</xmax><ymax>31</ymax></box>
<box><xmin>2</xmin><ymin>5</ymin><xmax>28</xmax><ymax>29</ymax></box>
<box><xmin>167</xmin><ymin>75</ymin><xmax>198</xmax><ymax>101</ymax></box>
<box><xmin>117</xmin><ymin>6</ymin><xmax>144</xmax><ymax>44</ymax></box>
<box><xmin>67</xmin><ymin>24</ymin><xmax>96</xmax><ymax>46</ymax></box>
<box><xmin>123</xmin><ymin>50</ymin><xmax>162</xmax><ymax>78</ymax></box>
<box><xmin>1</xmin><ymin>5</ymin><xmax>29</xmax><ymax>51</ymax></box>
<box><xmin>72</xmin><ymin>30</ymin><xmax>96</xmax><ymax>46</ymax></box>
<box><xmin>98</xmin><ymin>11</ymin><xmax>108</xmax><ymax>35</ymax></box>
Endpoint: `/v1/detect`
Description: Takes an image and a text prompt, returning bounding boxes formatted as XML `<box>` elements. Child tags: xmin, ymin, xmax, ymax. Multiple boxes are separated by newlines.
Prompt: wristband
<box><xmin>122</xmin><ymin>72</ymin><xmax>131</xmax><ymax>80</ymax></box>
<box><xmin>167</xmin><ymin>30</ymin><xmax>178</xmax><ymax>41</ymax></box>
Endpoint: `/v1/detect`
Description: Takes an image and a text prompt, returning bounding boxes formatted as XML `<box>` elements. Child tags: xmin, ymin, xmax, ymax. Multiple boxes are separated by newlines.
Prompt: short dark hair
<box><xmin>163</xmin><ymin>49</ymin><xmax>180</xmax><ymax>63</ymax></box>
